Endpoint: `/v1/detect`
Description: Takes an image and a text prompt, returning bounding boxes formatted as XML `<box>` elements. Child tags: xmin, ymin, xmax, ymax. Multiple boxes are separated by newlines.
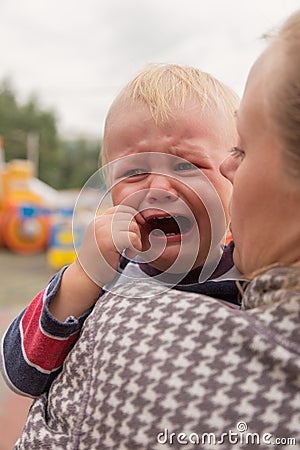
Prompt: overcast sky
<box><xmin>0</xmin><ymin>0</ymin><xmax>299</xmax><ymax>139</ymax></box>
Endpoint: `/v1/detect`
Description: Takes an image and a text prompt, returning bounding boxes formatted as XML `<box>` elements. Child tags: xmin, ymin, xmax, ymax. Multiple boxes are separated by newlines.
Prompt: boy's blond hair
<box><xmin>101</xmin><ymin>63</ymin><xmax>239</xmax><ymax>166</ymax></box>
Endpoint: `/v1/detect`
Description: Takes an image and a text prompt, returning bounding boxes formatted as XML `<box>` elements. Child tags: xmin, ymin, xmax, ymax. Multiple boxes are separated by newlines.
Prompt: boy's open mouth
<box><xmin>146</xmin><ymin>215</ymin><xmax>192</xmax><ymax>237</ymax></box>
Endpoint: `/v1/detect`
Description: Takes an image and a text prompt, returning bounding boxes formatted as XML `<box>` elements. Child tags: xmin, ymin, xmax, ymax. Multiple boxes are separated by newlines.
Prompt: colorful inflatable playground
<box><xmin>0</xmin><ymin>137</ymin><xmax>91</xmax><ymax>270</ymax></box>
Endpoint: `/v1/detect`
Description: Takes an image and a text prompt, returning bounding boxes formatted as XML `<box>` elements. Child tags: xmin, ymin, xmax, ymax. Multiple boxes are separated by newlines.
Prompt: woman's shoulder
<box><xmin>242</xmin><ymin>266</ymin><xmax>300</xmax><ymax>310</ymax></box>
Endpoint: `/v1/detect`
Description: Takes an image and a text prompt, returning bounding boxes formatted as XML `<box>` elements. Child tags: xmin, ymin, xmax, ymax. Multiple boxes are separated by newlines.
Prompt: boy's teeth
<box><xmin>147</xmin><ymin>215</ymin><xmax>192</xmax><ymax>236</ymax></box>
<box><xmin>151</xmin><ymin>229</ymin><xmax>177</xmax><ymax>237</ymax></box>
<box><xmin>152</xmin><ymin>229</ymin><xmax>163</xmax><ymax>236</ymax></box>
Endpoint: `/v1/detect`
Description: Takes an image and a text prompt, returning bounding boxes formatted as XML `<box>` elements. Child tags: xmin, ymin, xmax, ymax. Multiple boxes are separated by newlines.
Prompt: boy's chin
<box><xmin>149</xmin><ymin>250</ymin><xmax>204</xmax><ymax>274</ymax></box>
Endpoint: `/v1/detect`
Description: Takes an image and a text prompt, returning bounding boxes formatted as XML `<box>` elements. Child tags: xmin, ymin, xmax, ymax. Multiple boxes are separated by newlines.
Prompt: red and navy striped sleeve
<box><xmin>0</xmin><ymin>268</ymin><xmax>93</xmax><ymax>398</ymax></box>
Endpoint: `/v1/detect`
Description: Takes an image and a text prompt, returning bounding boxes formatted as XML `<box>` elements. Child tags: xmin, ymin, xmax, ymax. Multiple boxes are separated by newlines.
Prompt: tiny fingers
<box><xmin>111</xmin><ymin>205</ymin><xmax>145</xmax><ymax>225</ymax></box>
<box><xmin>127</xmin><ymin>231</ymin><xmax>143</xmax><ymax>253</ymax></box>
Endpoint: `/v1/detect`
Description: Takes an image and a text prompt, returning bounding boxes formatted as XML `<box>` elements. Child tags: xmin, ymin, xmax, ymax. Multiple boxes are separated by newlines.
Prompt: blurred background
<box><xmin>0</xmin><ymin>0</ymin><xmax>299</xmax><ymax>448</ymax></box>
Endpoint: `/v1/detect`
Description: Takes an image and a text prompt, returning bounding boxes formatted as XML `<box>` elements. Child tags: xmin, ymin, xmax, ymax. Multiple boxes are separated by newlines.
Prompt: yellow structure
<box><xmin>0</xmin><ymin>137</ymin><xmax>108</xmax><ymax>266</ymax></box>
<box><xmin>46</xmin><ymin>208</ymin><xmax>80</xmax><ymax>270</ymax></box>
<box><xmin>0</xmin><ymin>158</ymin><xmax>49</xmax><ymax>254</ymax></box>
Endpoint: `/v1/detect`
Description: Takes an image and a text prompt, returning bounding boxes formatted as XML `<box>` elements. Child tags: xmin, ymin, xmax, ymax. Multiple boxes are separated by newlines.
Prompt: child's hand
<box><xmin>49</xmin><ymin>205</ymin><xmax>145</xmax><ymax>322</ymax></box>
<box><xmin>77</xmin><ymin>205</ymin><xmax>145</xmax><ymax>287</ymax></box>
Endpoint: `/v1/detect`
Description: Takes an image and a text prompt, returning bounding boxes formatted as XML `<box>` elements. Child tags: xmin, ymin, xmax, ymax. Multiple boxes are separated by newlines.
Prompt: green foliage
<box><xmin>58</xmin><ymin>138</ymin><xmax>101</xmax><ymax>189</ymax></box>
<box><xmin>0</xmin><ymin>79</ymin><xmax>101</xmax><ymax>190</ymax></box>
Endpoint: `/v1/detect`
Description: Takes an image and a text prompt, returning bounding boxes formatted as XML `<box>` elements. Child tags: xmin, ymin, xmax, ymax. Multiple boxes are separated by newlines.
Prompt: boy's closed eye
<box><xmin>174</xmin><ymin>162</ymin><xmax>196</xmax><ymax>172</ymax></box>
<box><xmin>123</xmin><ymin>168</ymin><xmax>150</xmax><ymax>178</ymax></box>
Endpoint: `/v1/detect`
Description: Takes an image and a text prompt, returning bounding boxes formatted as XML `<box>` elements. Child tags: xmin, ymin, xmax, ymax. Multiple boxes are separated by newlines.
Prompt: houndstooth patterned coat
<box><xmin>15</xmin><ymin>267</ymin><xmax>300</xmax><ymax>450</ymax></box>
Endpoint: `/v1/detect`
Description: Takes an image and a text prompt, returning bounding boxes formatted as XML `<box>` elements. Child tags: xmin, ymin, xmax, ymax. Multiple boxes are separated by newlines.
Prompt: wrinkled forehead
<box><xmin>111</xmin><ymin>151</ymin><xmax>184</xmax><ymax>170</ymax></box>
<box><xmin>104</xmin><ymin>97</ymin><xmax>232</xmax><ymax>169</ymax></box>
<box><xmin>104</xmin><ymin>96</ymin><xmax>218</xmax><ymax>140</ymax></box>
<box><xmin>106</xmin><ymin>94</ymin><xmax>209</xmax><ymax>122</ymax></box>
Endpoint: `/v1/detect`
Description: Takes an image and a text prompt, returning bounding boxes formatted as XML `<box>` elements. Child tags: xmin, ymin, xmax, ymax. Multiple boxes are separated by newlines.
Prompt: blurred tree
<box><xmin>0</xmin><ymin>79</ymin><xmax>101</xmax><ymax>190</ymax></box>
<box><xmin>58</xmin><ymin>138</ymin><xmax>101</xmax><ymax>190</ymax></box>
<box><xmin>0</xmin><ymin>79</ymin><xmax>60</xmax><ymax>187</ymax></box>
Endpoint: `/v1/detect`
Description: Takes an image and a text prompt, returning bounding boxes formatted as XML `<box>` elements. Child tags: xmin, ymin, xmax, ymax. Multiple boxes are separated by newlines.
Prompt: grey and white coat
<box><xmin>15</xmin><ymin>267</ymin><xmax>300</xmax><ymax>450</ymax></box>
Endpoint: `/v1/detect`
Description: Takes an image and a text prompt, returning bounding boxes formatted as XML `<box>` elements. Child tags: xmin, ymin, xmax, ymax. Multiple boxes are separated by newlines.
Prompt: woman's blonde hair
<box><xmin>268</xmin><ymin>10</ymin><xmax>300</xmax><ymax>176</ymax></box>
<box><xmin>100</xmin><ymin>63</ymin><xmax>239</xmax><ymax>166</ymax></box>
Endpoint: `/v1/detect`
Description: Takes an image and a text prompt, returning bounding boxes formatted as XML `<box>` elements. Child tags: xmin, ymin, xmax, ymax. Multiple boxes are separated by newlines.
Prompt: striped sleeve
<box><xmin>0</xmin><ymin>268</ymin><xmax>92</xmax><ymax>398</ymax></box>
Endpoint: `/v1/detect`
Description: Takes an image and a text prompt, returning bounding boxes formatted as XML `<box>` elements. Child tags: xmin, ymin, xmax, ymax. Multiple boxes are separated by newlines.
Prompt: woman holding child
<box><xmin>4</xmin><ymin>8</ymin><xmax>300</xmax><ymax>450</ymax></box>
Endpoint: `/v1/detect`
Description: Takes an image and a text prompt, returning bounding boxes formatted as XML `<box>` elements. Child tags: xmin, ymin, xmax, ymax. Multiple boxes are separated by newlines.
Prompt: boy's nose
<box><xmin>145</xmin><ymin>175</ymin><xmax>178</xmax><ymax>203</ymax></box>
<box><xmin>219</xmin><ymin>155</ymin><xmax>239</xmax><ymax>184</ymax></box>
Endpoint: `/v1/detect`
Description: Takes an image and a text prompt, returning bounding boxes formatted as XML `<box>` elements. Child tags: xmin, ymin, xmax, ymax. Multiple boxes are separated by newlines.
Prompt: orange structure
<box><xmin>0</xmin><ymin>152</ymin><xmax>50</xmax><ymax>254</ymax></box>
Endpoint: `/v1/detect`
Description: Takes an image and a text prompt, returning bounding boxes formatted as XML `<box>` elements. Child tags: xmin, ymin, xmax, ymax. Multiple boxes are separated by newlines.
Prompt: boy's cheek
<box><xmin>111</xmin><ymin>186</ymin><xmax>145</xmax><ymax>212</ymax></box>
<box><xmin>111</xmin><ymin>187</ymin><xmax>129</xmax><ymax>207</ymax></box>
<box><xmin>110</xmin><ymin>190</ymin><xmax>119</xmax><ymax>206</ymax></box>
